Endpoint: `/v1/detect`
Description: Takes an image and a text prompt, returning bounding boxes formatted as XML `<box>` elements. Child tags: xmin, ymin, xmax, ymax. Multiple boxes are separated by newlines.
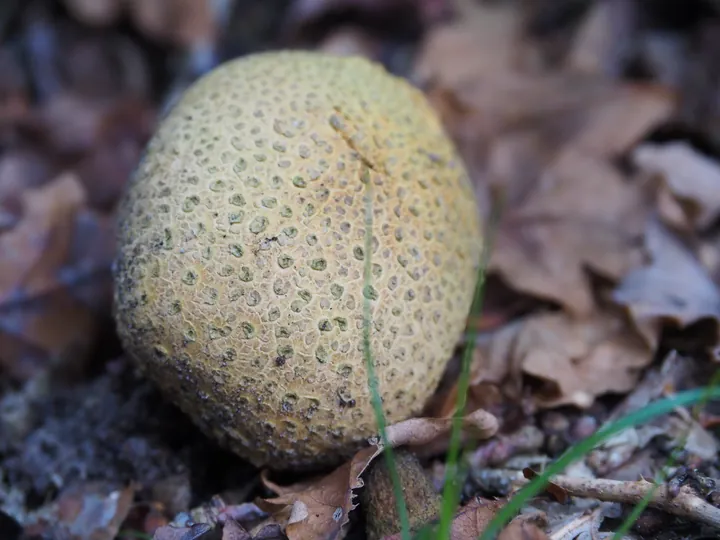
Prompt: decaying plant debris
<box><xmin>2</xmin><ymin>1</ymin><xmax>720</xmax><ymax>539</ymax></box>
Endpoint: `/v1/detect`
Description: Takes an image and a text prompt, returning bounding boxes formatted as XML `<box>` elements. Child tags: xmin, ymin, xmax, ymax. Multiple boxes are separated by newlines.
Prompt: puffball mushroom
<box><xmin>112</xmin><ymin>50</ymin><xmax>482</xmax><ymax>470</ymax></box>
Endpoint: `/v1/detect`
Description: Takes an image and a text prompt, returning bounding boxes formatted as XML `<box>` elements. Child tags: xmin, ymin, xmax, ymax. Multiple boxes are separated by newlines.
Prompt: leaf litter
<box><xmin>3</xmin><ymin>1</ymin><xmax>720</xmax><ymax>539</ymax></box>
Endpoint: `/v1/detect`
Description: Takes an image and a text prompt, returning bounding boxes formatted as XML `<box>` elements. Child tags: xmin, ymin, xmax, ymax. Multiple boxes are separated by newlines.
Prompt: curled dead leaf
<box><xmin>416</xmin><ymin>6</ymin><xmax>673</xmax><ymax>162</ymax></box>
<box><xmin>448</xmin><ymin>497</ymin><xmax>505</xmax><ymax>540</ymax></box>
<box><xmin>490</xmin><ymin>147</ymin><xmax>650</xmax><ymax>316</ymax></box>
<box><xmin>413</xmin><ymin>3</ymin><xmax>523</xmax><ymax>90</ymax></box>
<box><xmin>64</xmin><ymin>0</ymin><xmax>123</xmax><ymax>26</ymax></box>
<box><xmin>24</xmin><ymin>482</ymin><xmax>136</xmax><ymax>540</ymax></box>
<box><xmin>479</xmin><ymin>309</ymin><xmax>652</xmax><ymax>409</ymax></box>
<box><xmin>257</xmin><ymin>410</ymin><xmax>498</xmax><ymax>539</ymax></box>
<box><xmin>613</xmin><ymin>218</ymin><xmax>720</xmax><ymax>350</ymax></box>
<box><xmin>0</xmin><ymin>173</ymin><xmax>115</xmax><ymax>381</ymax></box>
<box><xmin>63</xmin><ymin>0</ymin><xmax>217</xmax><ymax>46</ymax></box>
<box><xmin>0</xmin><ymin>173</ymin><xmax>85</xmax><ymax>303</ymax></box>
<box><xmin>258</xmin><ymin>446</ymin><xmax>378</xmax><ymax>540</ymax></box>
<box><xmin>222</xmin><ymin>520</ymin><xmax>250</xmax><ymax>540</ymax></box>
<box><xmin>380</xmin><ymin>498</ymin><xmax>547</xmax><ymax>540</ymax></box>
<box><xmin>496</xmin><ymin>517</ymin><xmax>550</xmax><ymax>540</ymax></box>
<box><xmin>633</xmin><ymin>141</ymin><xmax>720</xmax><ymax>231</ymax></box>
<box><xmin>571</xmin><ymin>84</ymin><xmax>675</xmax><ymax>159</ymax></box>
<box><xmin>285</xmin><ymin>0</ymin><xmax>448</xmax><ymax>41</ymax></box>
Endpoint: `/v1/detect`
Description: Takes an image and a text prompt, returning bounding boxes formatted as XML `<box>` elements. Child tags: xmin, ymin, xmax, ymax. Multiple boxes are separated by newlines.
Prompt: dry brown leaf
<box><xmin>258</xmin><ymin>446</ymin><xmax>378</xmax><ymax>540</ymax></box>
<box><xmin>426</xmin><ymin>377</ymin><xmax>507</xmax><ymax>422</ymax></box>
<box><xmin>128</xmin><ymin>0</ymin><xmax>217</xmax><ymax>47</ymax></box>
<box><xmin>380</xmin><ymin>497</ymin><xmax>503</xmax><ymax>540</ymax></box>
<box><xmin>480</xmin><ymin>309</ymin><xmax>652</xmax><ymax>409</ymax></box>
<box><xmin>568</xmin><ymin>0</ymin><xmax>627</xmax><ymax>76</ymax></box>
<box><xmin>413</xmin><ymin>3</ymin><xmax>522</xmax><ymax>90</ymax></box>
<box><xmin>490</xmin><ymin>147</ymin><xmax>650</xmax><ymax>316</ymax></box>
<box><xmin>416</xmin><ymin>8</ymin><xmax>673</xmax><ymax>155</ymax></box>
<box><xmin>223</xmin><ymin>519</ymin><xmax>252</xmax><ymax>540</ymax></box>
<box><xmin>0</xmin><ymin>288</ymin><xmax>97</xmax><ymax>380</ymax></box>
<box><xmin>64</xmin><ymin>0</ymin><xmax>123</xmax><ymax>26</ymax></box>
<box><xmin>0</xmin><ymin>173</ymin><xmax>85</xmax><ymax>304</ymax></box>
<box><xmin>633</xmin><ymin>141</ymin><xmax>720</xmax><ymax>231</ymax></box>
<box><xmin>257</xmin><ymin>410</ymin><xmax>497</xmax><ymax>539</ymax></box>
<box><xmin>63</xmin><ymin>0</ymin><xmax>216</xmax><ymax>46</ymax></box>
<box><xmin>571</xmin><ymin>84</ymin><xmax>675</xmax><ymax>159</ymax></box>
<box><xmin>613</xmin><ymin>218</ymin><xmax>720</xmax><ymax>349</ymax></box>
<box><xmin>381</xmin><ymin>499</ymin><xmax>547</xmax><ymax>540</ymax></box>
<box><xmin>497</xmin><ymin>518</ymin><xmax>549</xmax><ymax>540</ymax></box>
<box><xmin>286</xmin><ymin>0</ymin><xmax>448</xmax><ymax>37</ymax></box>
<box><xmin>415</xmin><ymin>8</ymin><xmax>673</xmax><ymax>253</ymax></box>
<box><xmin>416</xmin><ymin>13</ymin><xmax>670</xmax><ymax>317</ymax></box>
<box><xmin>447</xmin><ymin>497</ymin><xmax>504</xmax><ymax>540</ymax></box>
<box><xmin>75</xmin><ymin>98</ymin><xmax>155</xmax><ymax>209</ymax></box>
<box><xmin>24</xmin><ymin>482</ymin><xmax>136</xmax><ymax>540</ymax></box>
<box><xmin>0</xmin><ymin>173</ymin><xmax>116</xmax><ymax>381</ymax></box>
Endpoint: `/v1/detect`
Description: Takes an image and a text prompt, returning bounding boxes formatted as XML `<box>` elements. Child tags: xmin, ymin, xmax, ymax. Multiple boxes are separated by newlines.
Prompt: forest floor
<box><xmin>3</xmin><ymin>0</ymin><xmax>720</xmax><ymax>539</ymax></box>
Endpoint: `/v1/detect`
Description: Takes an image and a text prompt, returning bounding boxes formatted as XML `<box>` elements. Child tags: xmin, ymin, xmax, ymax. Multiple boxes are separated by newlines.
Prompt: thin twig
<box><xmin>547</xmin><ymin>475</ymin><xmax>720</xmax><ymax>530</ymax></box>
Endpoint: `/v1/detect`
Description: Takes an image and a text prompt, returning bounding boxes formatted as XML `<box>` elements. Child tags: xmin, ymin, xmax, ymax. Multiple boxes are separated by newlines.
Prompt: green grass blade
<box><xmin>479</xmin><ymin>386</ymin><xmax>720</xmax><ymax>539</ymax></box>
<box><xmin>362</xmin><ymin>171</ymin><xmax>411</xmax><ymax>539</ymax></box>
<box><xmin>436</xmin><ymin>195</ymin><xmax>503</xmax><ymax>540</ymax></box>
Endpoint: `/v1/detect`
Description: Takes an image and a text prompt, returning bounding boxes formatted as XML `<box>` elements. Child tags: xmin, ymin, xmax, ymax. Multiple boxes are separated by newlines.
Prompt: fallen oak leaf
<box><xmin>0</xmin><ymin>286</ymin><xmax>97</xmax><ymax>381</ymax></box>
<box><xmin>257</xmin><ymin>445</ymin><xmax>378</xmax><ymax>540</ymax></box>
<box><xmin>381</xmin><ymin>497</ymin><xmax>547</xmax><ymax>540</ymax></box>
<box><xmin>414</xmin><ymin>13</ymin><xmax>672</xmax><ymax>268</ymax></box>
<box><xmin>496</xmin><ymin>517</ymin><xmax>549</xmax><ymax>540</ymax></box>
<box><xmin>490</xmin><ymin>147</ymin><xmax>650</xmax><ymax>317</ymax></box>
<box><xmin>378</xmin><ymin>497</ymin><xmax>502</xmax><ymax>540</ymax></box>
<box><xmin>284</xmin><ymin>0</ymin><xmax>449</xmax><ymax>41</ymax></box>
<box><xmin>633</xmin><ymin>141</ymin><xmax>720</xmax><ymax>231</ymax></box>
<box><xmin>0</xmin><ymin>174</ymin><xmax>116</xmax><ymax>381</ymax></box>
<box><xmin>416</xmin><ymin>9</ymin><xmax>673</xmax><ymax>164</ymax></box>
<box><xmin>448</xmin><ymin>497</ymin><xmax>506</xmax><ymax>540</ymax></box>
<box><xmin>63</xmin><ymin>0</ymin><xmax>217</xmax><ymax>47</ymax></box>
<box><xmin>427</xmin><ymin>315</ymin><xmax>526</xmax><ymax>419</ymax></box>
<box><xmin>412</xmin><ymin>3</ymin><xmax>523</xmax><ymax>91</ymax></box>
<box><xmin>23</xmin><ymin>481</ymin><xmax>136</xmax><ymax>540</ymax></box>
<box><xmin>571</xmin><ymin>83</ymin><xmax>675</xmax><ymax>159</ymax></box>
<box><xmin>479</xmin><ymin>308</ymin><xmax>652</xmax><ymax>409</ymax></box>
<box><xmin>257</xmin><ymin>410</ymin><xmax>498</xmax><ymax>540</ymax></box>
<box><xmin>222</xmin><ymin>519</ymin><xmax>252</xmax><ymax>540</ymax></box>
<box><xmin>63</xmin><ymin>0</ymin><xmax>122</xmax><ymax>26</ymax></box>
<box><xmin>613</xmin><ymin>218</ymin><xmax>720</xmax><ymax>350</ymax></box>
<box><xmin>0</xmin><ymin>173</ymin><xmax>85</xmax><ymax>303</ymax></box>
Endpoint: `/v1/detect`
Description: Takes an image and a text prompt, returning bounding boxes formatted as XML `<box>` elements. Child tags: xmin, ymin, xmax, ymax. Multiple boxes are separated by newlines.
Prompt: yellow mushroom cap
<box><xmin>112</xmin><ymin>50</ymin><xmax>482</xmax><ymax>470</ymax></box>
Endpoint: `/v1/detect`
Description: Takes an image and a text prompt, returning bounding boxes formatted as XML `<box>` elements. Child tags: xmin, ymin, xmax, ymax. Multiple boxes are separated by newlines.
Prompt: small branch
<box><xmin>547</xmin><ymin>475</ymin><xmax>720</xmax><ymax>530</ymax></box>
